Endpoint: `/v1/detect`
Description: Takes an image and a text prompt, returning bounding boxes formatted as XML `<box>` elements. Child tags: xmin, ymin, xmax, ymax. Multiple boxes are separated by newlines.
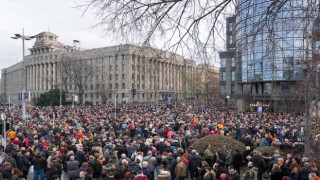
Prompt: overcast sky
<box><xmin>0</xmin><ymin>0</ymin><xmax>114</xmax><ymax>71</ymax></box>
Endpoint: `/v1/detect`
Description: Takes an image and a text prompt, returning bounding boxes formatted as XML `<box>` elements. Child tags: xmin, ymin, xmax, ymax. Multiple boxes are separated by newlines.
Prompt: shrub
<box><xmin>190</xmin><ymin>135</ymin><xmax>246</xmax><ymax>157</ymax></box>
<box><xmin>256</xmin><ymin>146</ymin><xmax>278</xmax><ymax>156</ymax></box>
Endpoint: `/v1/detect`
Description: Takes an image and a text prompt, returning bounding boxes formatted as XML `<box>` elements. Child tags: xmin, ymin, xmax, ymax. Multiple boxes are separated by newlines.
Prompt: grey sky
<box><xmin>0</xmin><ymin>0</ymin><xmax>114</xmax><ymax>71</ymax></box>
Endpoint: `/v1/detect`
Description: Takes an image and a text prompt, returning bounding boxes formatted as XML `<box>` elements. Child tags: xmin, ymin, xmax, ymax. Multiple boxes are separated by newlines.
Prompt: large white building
<box><xmin>1</xmin><ymin>32</ymin><xmax>198</xmax><ymax>105</ymax></box>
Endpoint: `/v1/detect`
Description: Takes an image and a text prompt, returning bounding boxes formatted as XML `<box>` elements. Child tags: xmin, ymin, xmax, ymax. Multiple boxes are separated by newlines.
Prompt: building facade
<box><xmin>220</xmin><ymin>1</ymin><xmax>320</xmax><ymax>112</ymax></box>
<box><xmin>1</xmin><ymin>32</ymin><xmax>197</xmax><ymax>105</ymax></box>
<box><xmin>195</xmin><ymin>64</ymin><xmax>220</xmax><ymax>99</ymax></box>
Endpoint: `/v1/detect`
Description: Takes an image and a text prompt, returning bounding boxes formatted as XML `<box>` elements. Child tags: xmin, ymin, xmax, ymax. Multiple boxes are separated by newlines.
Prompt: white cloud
<box><xmin>0</xmin><ymin>0</ymin><xmax>113</xmax><ymax>70</ymax></box>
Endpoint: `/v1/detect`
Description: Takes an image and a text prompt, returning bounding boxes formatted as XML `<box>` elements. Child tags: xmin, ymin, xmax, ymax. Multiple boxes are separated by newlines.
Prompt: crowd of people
<box><xmin>0</xmin><ymin>99</ymin><xmax>318</xmax><ymax>180</ymax></box>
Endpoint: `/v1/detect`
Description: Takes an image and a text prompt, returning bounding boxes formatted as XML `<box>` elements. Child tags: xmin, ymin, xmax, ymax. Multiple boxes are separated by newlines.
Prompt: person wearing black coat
<box><xmin>17</xmin><ymin>151</ymin><xmax>31</xmax><ymax>179</ymax></box>
<box><xmin>270</xmin><ymin>164</ymin><xmax>282</xmax><ymax>180</ymax></box>
<box><xmin>76</xmin><ymin>147</ymin><xmax>87</xmax><ymax>165</ymax></box>
<box><xmin>88</xmin><ymin>156</ymin><xmax>102</xmax><ymax>179</ymax></box>
<box><xmin>295</xmin><ymin>163</ymin><xmax>313</xmax><ymax>180</ymax></box>
<box><xmin>232</xmin><ymin>150</ymin><xmax>243</xmax><ymax>173</ymax></box>
<box><xmin>32</xmin><ymin>153</ymin><xmax>47</xmax><ymax>180</ymax></box>
<box><xmin>156</xmin><ymin>140</ymin><xmax>167</xmax><ymax>154</ymax></box>
<box><xmin>188</xmin><ymin>150</ymin><xmax>202</xmax><ymax>180</ymax></box>
<box><xmin>228</xmin><ymin>166</ymin><xmax>240</xmax><ymax>180</ymax></box>
<box><xmin>250</xmin><ymin>151</ymin><xmax>267</xmax><ymax>180</ymax></box>
<box><xmin>46</xmin><ymin>157</ymin><xmax>62</xmax><ymax>180</ymax></box>
<box><xmin>163</xmin><ymin>153</ymin><xmax>177</xmax><ymax>177</ymax></box>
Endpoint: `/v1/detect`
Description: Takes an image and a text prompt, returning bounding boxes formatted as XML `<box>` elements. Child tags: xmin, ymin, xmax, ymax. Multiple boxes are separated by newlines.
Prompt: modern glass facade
<box><xmin>236</xmin><ymin>0</ymin><xmax>319</xmax><ymax>83</ymax></box>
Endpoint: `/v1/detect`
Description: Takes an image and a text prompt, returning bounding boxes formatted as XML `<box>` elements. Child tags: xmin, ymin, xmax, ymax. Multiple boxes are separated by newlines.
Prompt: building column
<box><xmin>32</xmin><ymin>65</ymin><xmax>36</xmax><ymax>90</ymax></box>
<box><xmin>43</xmin><ymin>63</ymin><xmax>48</xmax><ymax>90</ymax></box>
<box><xmin>29</xmin><ymin>65</ymin><xmax>33</xmax><ymax>91</ymax></box>
<box><xmin>48</xmin><ymin>62</ymin><xmax>52</xmax><ymax>89</ymax></box>
<box><xmin>52</xmin><ymin>62</ymin><xmax>56</xmax><ymax>88</ymax></box>
<box><xmin>158</xmin><ymin>61</ymin><xmax>161</xmax><ymax>91</ymax></box>
<box><xmin>39</xmin><ymin>63</ymin><xmax>43</xmax><ymax>90</ymax></box>
<box><xmin>35</xmin><ymin>64</ymin><xmax>39</xmax><ymax>90</ymax></box>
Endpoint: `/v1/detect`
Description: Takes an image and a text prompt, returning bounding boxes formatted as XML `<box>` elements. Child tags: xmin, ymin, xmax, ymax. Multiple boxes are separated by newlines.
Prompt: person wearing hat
<box><xmin>188</xmin><ymin>149</ymin><xmax>201</xmax><ymax>180</ymax></box>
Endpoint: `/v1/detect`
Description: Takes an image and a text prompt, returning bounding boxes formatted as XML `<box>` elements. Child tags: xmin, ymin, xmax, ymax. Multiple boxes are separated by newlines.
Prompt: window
<box><xmin>221</xmin><ymin>58</ymin><xmax>226</xmax><ymax>67</ymax></box>
<box><xmin>228</xmin><ymin>35</ymin><xmax>233</xmax><ymax>44</ymax></box>
<box><xmin>122</xmin><ymin>74</ymin><xmax>125</xmax><ymax>79</ymax></box>
<box><xmin>132</xmin><ymin>74</ymin><xmax>135</xmax><ymax>80</ymax></box>
<box><xmin>109</xmin><ymin>75</ymin><xmax>112</xmax><ymax>80</ymax></box>
<box><xmin>228</xmin><ymin>22</ymin><xmax>233</xmax><ymax>32</ymax></box>
<box><xmin>221</xmin><ymin>86</ymin><xmax>226</xmax><ymax>95</ymax></box>
<box><xmin>122</xmin><ymin>93</ymin><xmax>125</xmax><ymax>98</ymax></box>
<box><xmin>231</xmin><ymin>57</ymin><xmax>236</xmax><ymax>67</ymax></box>
<box><xmin>280</xmin><ymin>82</ymin><xmax>290</xmax><ymax>91</ymax></box>
<box><xmin>109</xmin><ymin>84</ymin><xmax>112</xmax><ymax>89</ymax></box>
<box><xmin>96</xmin><ymin>94</ymin><xmax>99</xmax><ymax>98</ymax></box>
<box><xmin>132</xmin><ymin>65</ymin><xmax>135</xmax><ymax>71</ymax></box>
<box><xmin>122</xmin><ymin>64</ymin><xmax>125</xmax><ymax>70</ymax></box>
<box><xmin>122</xmin><ymin>83</ymin><xmax>125</xmax><ymax>89</ymax></box>
<box><xmin>222</xmin><ymin>72</ymin><xmax>226</xmax><ymax>81</ymax></box>
<box><xmin>55</xmin><ymin>55</ymin><xmax>57</xmax><ymax>60</ymax></box>
<box><xmin>90</xmin><ymin>84</ymin><xmax>93</xmax><ymax>90</ymax></box>
<box><xmin>109</xmin><ymin>65</ymin><xmax>112</xmax><ymax>70</ymax></box>
<box><xmin>142</xmin><ymin>84</ymin><xmax>145</xmax><ymax>89</ymax></box>
<box><xmin>116</xmin><ymin>65</ymin><xmax>118</xmax><ymax>71</ymax></box>
<box><xmin>116</xmin><ymin>74</ymin><xmax>118</xmax><ymax>80</ymax></box>
<box><xmin>109</xmin><ymin>93</ymin><xmax>111</xmax><ymax>98</ymax></box>
<box><xmin>232</xmin><ymin>71</ymin><xmax>236</xmax><ymax>81</ymax></box>
<box><xmin>96</xmin><ymin>84</ymin><xmax>100</xmax><ymax>89</ymax></box>
<box><xmin>85</xmin><ymin>93</ymin><xmax>87</xmax><ymax>98</ymax></box>
<box><xmin>132</xmin><ymin>83</ymin><xmax>134</xmax><ymax>89</ymax></box>
<box><xmin>116</xmin><ymin>83</ymin><xmax>118</xmax><ymax>89</ymax></box>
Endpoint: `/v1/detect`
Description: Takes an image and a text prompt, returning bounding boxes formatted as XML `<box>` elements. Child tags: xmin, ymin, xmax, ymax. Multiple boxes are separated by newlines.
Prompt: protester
<box><xmin>0</xmin><ymin>98</ymin><xmax>317</xmax><ymax>180</ymax></box>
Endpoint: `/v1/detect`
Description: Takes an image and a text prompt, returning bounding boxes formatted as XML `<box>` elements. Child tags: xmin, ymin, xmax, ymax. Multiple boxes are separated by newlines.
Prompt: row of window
<box><xmin>221</xmin><ymin>71</ymin><xmax>236</xmax><ymax>81</ymax></box>
<box><xmin>84</xmin><ymin>92</ymin><xmax>152</xmax><ymax>99</ymax></box>
<box><xmin>220</xmin><ymin>58</ymin><xmax>236</xmax><ymax>67</ymax></box>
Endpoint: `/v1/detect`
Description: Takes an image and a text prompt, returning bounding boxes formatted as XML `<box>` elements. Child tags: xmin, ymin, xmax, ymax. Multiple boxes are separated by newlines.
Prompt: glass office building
<box><xmin>221</xmin><ymin>1</ymin><xmax>320</xmax><ymax>112</ymax></box>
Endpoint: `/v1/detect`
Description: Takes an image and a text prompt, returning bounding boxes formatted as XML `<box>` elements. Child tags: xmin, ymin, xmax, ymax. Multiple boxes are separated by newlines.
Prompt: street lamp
<box><xmin>225</xmin><ymin>95</ymin><xmax>230</xmax><ymax>107</ymax></box>
<box><xmin>11</xmin><ymin>28</ymin><xmax>35</xmax><ymax>129</ymax></box>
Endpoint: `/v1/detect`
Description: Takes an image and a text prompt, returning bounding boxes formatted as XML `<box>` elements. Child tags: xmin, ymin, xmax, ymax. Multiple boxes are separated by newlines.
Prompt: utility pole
<box><xmin>11</xmin><ymin>28</ymin><xmax>35</xmax><ymax>130</ymax></box>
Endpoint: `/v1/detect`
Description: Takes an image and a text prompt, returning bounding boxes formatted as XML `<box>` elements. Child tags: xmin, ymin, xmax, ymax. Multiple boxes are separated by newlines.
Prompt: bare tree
<box><xmin>77</xmin><ymin>0</ymin><xmax>237</xmax><ymax>62</ymax></box>
<box><xmin>61</xmin><ymin>58</ymin><xmax>94</xmax><ymax>104</ymax></box>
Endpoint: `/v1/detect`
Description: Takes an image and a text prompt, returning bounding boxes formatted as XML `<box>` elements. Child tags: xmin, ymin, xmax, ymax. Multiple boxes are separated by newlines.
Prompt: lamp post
<box><xmin>114</xmin><ymin>90</ymin><xmax>130</xmax><ymax>120</ymax></box>
<box><xmin>11</xmin><ymin>28</ymin><xmax>35</xmax><ymax>129</ymax></box>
